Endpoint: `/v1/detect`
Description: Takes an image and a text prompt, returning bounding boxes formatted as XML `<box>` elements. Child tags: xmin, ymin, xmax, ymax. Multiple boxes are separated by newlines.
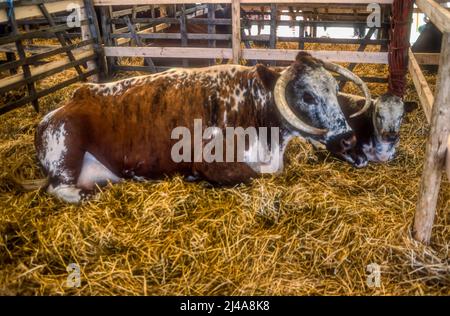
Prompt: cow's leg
<box><xmin>193</xmin><ymin>162</ymin><xmax>258</xmax><ymax>185</ymax></box>
<box><xmin>46</xmin><ymin>183</ymin><xmax>90</xmax><ymax>204</ymax></box>
<box><xmin>46</xmin><ymin>151</ymin><xmax>122</xmax><ymax>204</ymax></box>
<box><xmin>36</xmin><ymin>120</ymin><xmax>91</xmax><ymax>204</ymax></box>
<box><xmin>77</xmin><ymin>152</ymin><xmax>122</xmax><ymax>190</ymax></box>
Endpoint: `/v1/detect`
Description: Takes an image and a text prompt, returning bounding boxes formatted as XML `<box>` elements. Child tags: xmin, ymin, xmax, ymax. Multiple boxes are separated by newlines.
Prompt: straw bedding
<box><xmin>0</xmin><ymin>45</ymin><xmax>448</xmax><ymax>295</ymax></box>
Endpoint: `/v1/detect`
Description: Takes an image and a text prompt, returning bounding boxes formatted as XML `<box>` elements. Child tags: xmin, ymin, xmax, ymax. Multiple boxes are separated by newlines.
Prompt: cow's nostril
<box><xmin>383</xmin><ymin>132</ymin><xmax>398</xmax><ymax>142</ymax></box>
<box><xmin>341</xmin><ymin>134</ymin><xmax>356</xmax><ymax>150</ymax></box>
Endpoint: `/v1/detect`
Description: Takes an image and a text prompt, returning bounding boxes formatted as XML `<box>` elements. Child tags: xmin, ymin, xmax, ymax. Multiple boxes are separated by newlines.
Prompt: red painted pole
<box><xmin>388</xmin><ymin>0</ymin><xmax>414</xmax><ymax>97</ymax></box>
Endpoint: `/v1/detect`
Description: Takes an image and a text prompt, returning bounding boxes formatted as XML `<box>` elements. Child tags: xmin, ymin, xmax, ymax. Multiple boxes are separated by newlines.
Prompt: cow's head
<box><xmin>373</xmin><ymin>93</ymin><xmax>417</xmax><ymax>142</ymax></box>
<box><xmin>256</xmin><ymin>52</ymin><xmax>372</xmax><ymax>155</ymax></box>
<box><xmin>372</xmin><ymin>93</ymin><xmax>417</xmax><ymax>161</ymax></box>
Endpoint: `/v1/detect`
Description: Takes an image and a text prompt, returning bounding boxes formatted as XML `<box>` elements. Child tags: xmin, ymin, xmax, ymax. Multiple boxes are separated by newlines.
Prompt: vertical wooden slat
<box><xmin>100</xmin><ymin>6</ymin><xmax>115</xmax><ymax>78</ymax></box>
<box><xmin>240</xmin><ymin>9</ymin><xmax>254</xmax><ymax>65</ymax></box>
<box><xmin>109</xmin><ymin>6</ymin><xmax>116</xmax><ymax>34</ymax></box>
<box><xmin>339</xmin><ymin>27</ymin><xmax>377</xmax><ymax>90</ymax></box>
<box><xmin>38</xmin><ymin>3</ymin><xmax>84</xmax><ymax>77</ymax></box>
<box><xmin>5</xmin><ymin>51</ymin><xmax>17</xmax><ymax>74</ymax></box>
<box><xmin>298</xmin><ymin>20</ymin><xmax>305</xmax><ymax>50</ymax></box>
<box><xmin>413</xmin><ymin>33</ymin><xmax>450</xmax><ymax>244</ymax></box>
<box><xmin>131</xmin><ymin>5</ymin><xmax>138</xmax><ymax>20</ymax></box>
<box><xmin>312</xmin><ymin>8</ymin><xmax>318</xmax><ymax>38</ymax></box>
<box><xmin>81</xmin><ymin>0</ymin><xmax>100</xmax><ymax>81</ymax></box>
<box><xmin>7</xmin><ymin>1</ymin><xmax>39</xmax><ymax>112</ymax></box>
<box><xmin>207</xmin><ymin>4</ymin><xmax>216</xmax><ymax>66</ymax></box>
<box><xmin>207</xmin><ymin>4</ymin><xmax>216</xmax><ymax>49</ymax></box>
<box><xmin>180</xmin><ymin>4</ymin><xmax>188</xmax><ymax>67</ymax></box>
<box><xmin>86</xmin><ymin>0</ymin><xmax>107</xmax><ymax>80</ymax></box>
<box><xmin>269</xmin><ymin>4</ymin><xmax>277</xmax><ymax>66</ymax></box>
<box><xmin>269</xmin><ymin>4</ymin><xmax>276</xmax><ymax>49</ymax></box>
<box><xmin>150</xmin><ymin>5</ymin><xmax>156</xmax><ymax>32</ymax></box>
<box><xmin>130</xmin><ymin>5</ymin><xmax>138</xmax><ymax>47</ymax></box>
<box><xmin>151</xmin><ymin>5</ymin><xmax>155</xmax><ymax>20</ymax></box>
<box><xmin>231</xmin><ymin>0</ymin><xmax>241</xmax><ymax>64</ymax></box>
<box><xmin>380</xmin><ymin>4</ymin><xmax>391</xmax><ymax>52</ymax></box>
<box><xmin>124</xmin><ymin>15</ymin><xmax>156</xmax><ymax>73</ymax></box>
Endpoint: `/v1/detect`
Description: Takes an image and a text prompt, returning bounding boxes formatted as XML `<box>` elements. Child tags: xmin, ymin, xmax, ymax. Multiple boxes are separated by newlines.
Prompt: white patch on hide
<box><xmin>231</xmin><ymin>88</ymin><xmax>245</xmax><ymax>112</ymax></box>
<box><xmin>40</xmin><ymin>123</ymin><xmax>70</xmax><ymax>181</ymax></box>
<box><xmin>76</xmin><ymin>152</ymin><xmax>121</xmax><ymax>190</ymax></box>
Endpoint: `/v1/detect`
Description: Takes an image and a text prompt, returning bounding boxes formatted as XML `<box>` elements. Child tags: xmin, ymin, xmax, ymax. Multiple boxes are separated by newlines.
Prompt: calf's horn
<box><xmin>273</xmin><ymin>68</ymin><xmax>327</xmax><ymax>135</ymax></box>
<box><xmin>322</xmin><ymin>61</ymin><xmax>371</xmax><ymax>118</ymax></box>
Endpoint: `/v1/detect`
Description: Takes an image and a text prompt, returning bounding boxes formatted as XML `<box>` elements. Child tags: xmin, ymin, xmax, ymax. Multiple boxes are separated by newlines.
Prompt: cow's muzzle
<box><xmin>381</xmin><ymin>131</ymin><xmax>399</xmax><ymax>143</ymax></box>
<box><xmin>326</xmin><ymin>131</ymin><xmax>357</xmax><ymax>154</ymax></box>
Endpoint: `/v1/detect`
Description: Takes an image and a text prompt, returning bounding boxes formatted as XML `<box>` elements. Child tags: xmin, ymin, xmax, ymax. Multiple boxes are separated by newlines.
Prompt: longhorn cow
<box><xmin>34</xmin><ymin>52</ymin><xmax>371</xmax><ymax>203</ymax></box>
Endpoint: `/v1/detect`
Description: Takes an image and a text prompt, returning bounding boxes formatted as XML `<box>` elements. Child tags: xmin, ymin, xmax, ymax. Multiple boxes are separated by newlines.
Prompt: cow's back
<box><xmin>38</xmin><ymin>66</ymin><xmax>261</xmax><ymax>179</ymax></box>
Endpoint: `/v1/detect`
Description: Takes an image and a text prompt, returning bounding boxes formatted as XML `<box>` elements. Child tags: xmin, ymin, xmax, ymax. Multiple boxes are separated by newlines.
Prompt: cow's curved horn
<box><xmin>322</xmin><ymin>61</ymin><xmax>371</xmax><ymax>118</ymax></box>
<box><xmin>273</xmin><ymin>68</ymin><xmax>327</xmax><ymax>135</ymax></box>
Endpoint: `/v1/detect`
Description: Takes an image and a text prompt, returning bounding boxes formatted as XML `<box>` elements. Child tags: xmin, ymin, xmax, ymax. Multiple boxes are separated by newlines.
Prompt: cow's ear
<box><xmin>256</xmin><ymin>64</ymin><xmax>280</xmax><ymax>91</ymax></box>
<box><xmin>404</xmin><ymin>101</ymin><xmax>418</xmax><ymax>113</ymax></box>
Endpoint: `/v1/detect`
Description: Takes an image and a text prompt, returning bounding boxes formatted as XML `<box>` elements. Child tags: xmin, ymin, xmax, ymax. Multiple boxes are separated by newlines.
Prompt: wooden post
<box><xmin>131</xmin><ymin>5</ymin><xmax>138</xmax><ymax>20</ymax></box>
<box><xmin>339</xmin><ymin>27</ymin><xmax>376</xmax><ymax>90</ymax></box>
<box><xmin>408</xmin><ymin>49</ymin><xmax>434</xmax><ymax>123</ymax></box>
<box><xmin>124</xmin><ymin>16</ymin><xmax>156</xmax><ymax>72</ymax></box>
<box><xmin>180</xmin><ymin>4</ymin><xmax>188</xmax><ymax>67</ymax></box>
<box><xmin>269</xmin><ymin>4</ymin><xmax>276</xmax><ymax>49</ymax></box>
<box><xmin>38</xmin><ymin>3</ymin><xmax>84</xmax><ymax>77</ymax></box>
<box><xmin>109</xmin><ymin>6</ymin><xmax>116</xmax><ymax>34</ymax></box>
<box><xmin>413</xmin><ymin>33</ymin><xmax>450</xmax><ymax>244</ymax></box>
<box><xmin>298</xmin><ymin>19</ymin><xmax>305</xmax><ymax>50</ymax></box>
<box><xmin>380</xmin><ymin>4</ymin><xmax>391</xmax><ymax>52</ymax></box>
<box><xmin>240</xmin><ymin>9</ymin><xmax>254</xmax><ymax>64</ymax></box>
<box><xmin>7</xmin><ymin>1</ymin><xmax>39</xmax><ymax>112</ymax></box>
<box><xmin>232</xmin><ymin>0</ymin><xmax>241</xmax><ymax>64</ymax></box>
<box><xmin>207</xmin><ymin>4</ymin><xmax>216</xmax><ymax>49</ymax></box>
<box><xmin>312</xmin><ymin>9</ymin><xmax>318</xmax><ymax>38</ymax></box>
<box><xmin>207</xmin><ymin>4</ymin><xmax>216</xmax><ymax>66</ymax></box>
<box><xmin>100</xmin><ymin>6</ymin><xmax>115</xmax><ymax>78</ymax></box>
<box><xmin>81</xmin><ymin>0</ymin><xmax>100</xmax><ymax>81</ymax></box>
<box><xmin>269</xmin><ymin>4</ymin><xmax>277</xmax><ymax>66</ymax></box>
<box><xmin>130</xmin><ymin>5</ymin><xmax>138</xmax><ymax>47</ymax></box>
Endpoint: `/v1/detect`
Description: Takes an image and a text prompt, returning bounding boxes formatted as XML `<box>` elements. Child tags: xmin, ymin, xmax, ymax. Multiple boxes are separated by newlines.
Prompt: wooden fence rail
<box><xmin>0</xmin><ymin>0</ymin><xmax>101</xmax><ymax>114</ymax></box>
<box><xmin>99</xmin><ymin>0</ymin><xmax>394</xmax><ymax>80</ymax></box>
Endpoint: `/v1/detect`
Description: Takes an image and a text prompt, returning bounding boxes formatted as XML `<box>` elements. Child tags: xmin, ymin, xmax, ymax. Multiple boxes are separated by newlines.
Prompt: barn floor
<box><xmin>0</xmin><ymin>46</ymin><xmax>449</xmax><ymax>295</ymax></box>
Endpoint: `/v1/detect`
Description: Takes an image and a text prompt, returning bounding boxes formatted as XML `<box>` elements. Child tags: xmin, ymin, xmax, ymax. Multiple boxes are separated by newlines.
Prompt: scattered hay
<box><xmin>0</xmin><ymin>44</ymin><xmax>448</xmax><ymax>296</ymax></box>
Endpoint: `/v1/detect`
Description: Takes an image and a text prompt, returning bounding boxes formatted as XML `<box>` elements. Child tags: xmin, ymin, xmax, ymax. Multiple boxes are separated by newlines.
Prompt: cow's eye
<box><xmin>303</xmin><ymin>92</ymin><xmax>315</xmax><ymax>104</ymax></box>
